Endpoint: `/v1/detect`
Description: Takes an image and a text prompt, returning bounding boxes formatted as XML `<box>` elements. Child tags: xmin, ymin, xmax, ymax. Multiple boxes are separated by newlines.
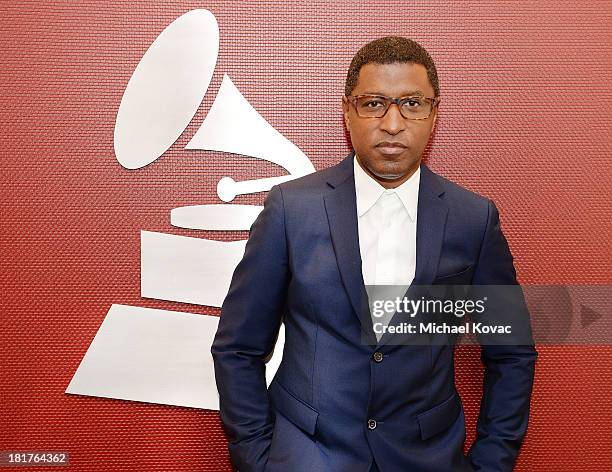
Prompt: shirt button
<box><xmin>372</xmin><ymin>351</ymin><xmax>384</xmax><ymax>363</ymax></box>
<box><xmin>367</xmin><ymin>419</ymin><xmax>377</xmax><ymax>430</ymax></box>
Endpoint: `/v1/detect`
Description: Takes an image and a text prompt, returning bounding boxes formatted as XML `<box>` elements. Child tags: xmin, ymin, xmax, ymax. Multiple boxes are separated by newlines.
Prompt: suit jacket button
<box><xmin>367</xmin><ymin>419</ymin><xmax>377</xmax><ymax>430</ymax></box>
<box><xmin>372</xmin><ymin>351</ymin><xmax>384</xmax><ymax>363</ymax></box>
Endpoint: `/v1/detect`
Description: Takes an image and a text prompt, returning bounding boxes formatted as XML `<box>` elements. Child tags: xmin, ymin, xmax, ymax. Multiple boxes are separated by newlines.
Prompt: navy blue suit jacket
<box><xmin>211</xmin><ymin>152</ymin><xmax>537</xmax><ymax>472</ymax></box>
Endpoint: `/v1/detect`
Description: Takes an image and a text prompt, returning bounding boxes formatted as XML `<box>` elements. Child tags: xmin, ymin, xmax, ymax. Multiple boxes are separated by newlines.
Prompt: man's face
<box><xmin>342</xmin><ymin>62</ymin><xmax>438</xmax><ymax>188</ymax></box>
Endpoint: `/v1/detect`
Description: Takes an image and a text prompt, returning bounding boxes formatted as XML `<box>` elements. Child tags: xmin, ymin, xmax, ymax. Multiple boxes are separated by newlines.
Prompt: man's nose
<box><xmin>379</xmin><ymin>103</ymin><xmax>405</xmax><ymax>135</ymax></box>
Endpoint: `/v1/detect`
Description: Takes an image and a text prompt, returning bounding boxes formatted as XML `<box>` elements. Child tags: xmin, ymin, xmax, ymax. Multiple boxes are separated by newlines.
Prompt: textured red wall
<box><xmin>1</xmin><ymin>1</ymin><xmax>610</xmax><ymax>470</ymax></box>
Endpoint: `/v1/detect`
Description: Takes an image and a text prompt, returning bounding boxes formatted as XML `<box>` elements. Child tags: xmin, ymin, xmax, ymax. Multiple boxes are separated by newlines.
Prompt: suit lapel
<box><xmin>412</xmin><ymin>164</ymin><xmax>449</xmax><ymax>286</ymax></box>
<box><xmin>323</xmin><ymin>152</ymin><xmax>377</xmax><ymax>344</ymax></box>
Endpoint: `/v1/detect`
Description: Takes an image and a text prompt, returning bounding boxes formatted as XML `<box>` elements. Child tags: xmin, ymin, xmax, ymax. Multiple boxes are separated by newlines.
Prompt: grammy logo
<box><xmin>67</xmin><ymin>9</ymin><xmax>294</xmax><ymax>410</ymax></box>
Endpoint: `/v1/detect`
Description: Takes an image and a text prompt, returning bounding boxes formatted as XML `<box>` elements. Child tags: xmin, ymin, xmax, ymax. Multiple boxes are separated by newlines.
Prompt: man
<box><xmin>211</xmin><ymin>36</ymin><xmax>537</xmax><ymax>472</ymax></box>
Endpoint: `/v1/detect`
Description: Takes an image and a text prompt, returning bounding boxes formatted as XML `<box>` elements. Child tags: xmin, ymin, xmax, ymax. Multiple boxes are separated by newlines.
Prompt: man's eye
<box><xmin>363</xmin><ymin>100</ymin><xmax>384</xmax><ymax>108</ymax></box>
<box><xmin>404</xmin><ymin>98</ymin><xmax>424</xmax><ymax>107</ymax></box>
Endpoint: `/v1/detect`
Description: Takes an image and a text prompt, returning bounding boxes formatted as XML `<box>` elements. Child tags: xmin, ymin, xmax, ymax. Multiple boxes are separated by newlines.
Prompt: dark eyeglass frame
<box><xmin>346</xmin><ymin>94</ymin><xmax>441</xmax><ymax>120</ymax></box>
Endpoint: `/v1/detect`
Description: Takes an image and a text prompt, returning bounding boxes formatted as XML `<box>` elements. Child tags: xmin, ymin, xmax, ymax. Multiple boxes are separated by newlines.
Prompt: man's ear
<box><xmin>431</xmin><ymin>106</ymin><xmax>439</xmax><ymax>129</ymax></box>
<box><xmin>341</xmin><ymin>96</ymin><xmax>350</xmax><ymax>130</ymax></box>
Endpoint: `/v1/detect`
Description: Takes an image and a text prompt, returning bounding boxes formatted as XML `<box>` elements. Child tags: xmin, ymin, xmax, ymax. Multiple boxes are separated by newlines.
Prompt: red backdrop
<box><xmin>1</xmin><ymin>1</ymin><xmax>611</xmax><ymax>470</ymax></box>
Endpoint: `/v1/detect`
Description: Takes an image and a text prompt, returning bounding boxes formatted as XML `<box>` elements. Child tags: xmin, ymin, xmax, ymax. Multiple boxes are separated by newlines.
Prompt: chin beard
<box><xmin>357</xmin><ymin>155</ymin><xmax>417</xmax><ymax>182</ymax></box>
<box><xmin>371</xmin><ymin>171</ymin><xmax>403</xmax><ymax>180</ymax></box>
<box><xmin>369</xmin><ymin>163</ymin><xmax>406</xmax><ymax>181</ymax></box>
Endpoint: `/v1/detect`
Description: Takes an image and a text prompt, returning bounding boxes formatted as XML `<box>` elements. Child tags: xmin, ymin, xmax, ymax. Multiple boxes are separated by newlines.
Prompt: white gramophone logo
<box><xmin>66</xmin><ymin>9</ymin><xmax>313</xmax><ymax>410</ymax></box>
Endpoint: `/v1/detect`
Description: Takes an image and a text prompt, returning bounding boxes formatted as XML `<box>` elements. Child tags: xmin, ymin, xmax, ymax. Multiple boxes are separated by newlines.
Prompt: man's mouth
<box><xmin>376</xmin><ymin>141</ymin><xmax>407</xmax><ymax>155</ymax></box>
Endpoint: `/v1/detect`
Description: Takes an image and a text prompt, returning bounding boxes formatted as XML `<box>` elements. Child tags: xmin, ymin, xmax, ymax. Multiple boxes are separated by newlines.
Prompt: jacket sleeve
<box><xmin>210</xmin><ymin>185</ymin><xmax>290</xmax><ymax>472</ymax></box>
<box><xmin>466</xmin><ymin>199</ymin><xmax>538</xmax><ymax>472</ymax></box>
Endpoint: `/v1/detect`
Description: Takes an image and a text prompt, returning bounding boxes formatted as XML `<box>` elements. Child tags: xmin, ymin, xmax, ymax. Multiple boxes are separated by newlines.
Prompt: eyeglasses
<box><xmin>346</xmin><ymin>94</ymin><xmax>441</xmax><ymax>120</ymax></box>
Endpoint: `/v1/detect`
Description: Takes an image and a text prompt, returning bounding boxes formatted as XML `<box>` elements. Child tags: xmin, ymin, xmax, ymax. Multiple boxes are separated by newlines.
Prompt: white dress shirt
<box><xmin>354</xmin><ymin>155</ymin><xmax>420</xmax><ymax>339</ymax></box>
<box><xmin>354</xmin><ymin>155</ymin><xmax>420</xmax><ymax>286</ymax></box>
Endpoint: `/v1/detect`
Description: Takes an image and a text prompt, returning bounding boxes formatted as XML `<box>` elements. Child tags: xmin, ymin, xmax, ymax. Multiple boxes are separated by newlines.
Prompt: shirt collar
<box><xmin>353</xmin><ymin>154</ymin><xmax>420</xmax><ymax>221</ymax></box>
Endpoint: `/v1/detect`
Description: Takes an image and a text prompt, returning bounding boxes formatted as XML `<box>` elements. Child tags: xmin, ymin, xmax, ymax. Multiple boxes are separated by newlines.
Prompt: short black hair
<box><xmin>345</xmin><ymin>36</ymin><xmax>440</xmax><ymax>97</ymax></box>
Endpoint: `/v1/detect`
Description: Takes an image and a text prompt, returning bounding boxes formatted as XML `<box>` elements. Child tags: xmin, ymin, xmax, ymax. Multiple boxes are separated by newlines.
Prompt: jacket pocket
<box><xmin>416</xmin><ymin>391</ymin><xmax>461</xmax><ymax>441</ymax></box>
<box><xmin>268</xmin><ymin>379</ymin><xmax>319</xmax><ymax>436</ymax></box>
<box><xmin>433</xmin><ymin>265</ymin><xmax>474</xmax><ymax>284</ymax></box>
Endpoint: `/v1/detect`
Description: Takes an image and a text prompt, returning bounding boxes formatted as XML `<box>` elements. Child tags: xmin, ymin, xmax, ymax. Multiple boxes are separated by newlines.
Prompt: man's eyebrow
<box><xmin>361</xmin><ymin>90</ymin><xmax>426</xmax><ymax>97</ymax></box>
